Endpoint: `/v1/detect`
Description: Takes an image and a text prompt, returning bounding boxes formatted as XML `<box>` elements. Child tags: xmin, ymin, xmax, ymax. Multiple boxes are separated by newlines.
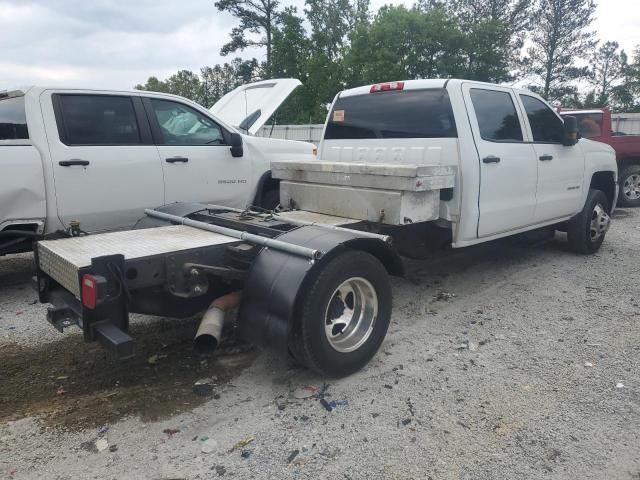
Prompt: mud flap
<box><xmin>237</xmin><ymin>225</ymin><xmax>402</xmax><ymax>350</ymax></box>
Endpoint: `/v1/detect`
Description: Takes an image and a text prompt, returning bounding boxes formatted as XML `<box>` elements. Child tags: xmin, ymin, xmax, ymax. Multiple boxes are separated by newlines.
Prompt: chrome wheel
<box><xmin>590</xmin><ymin>204</ymin><xmax>610</xmax><ymax>241</ymax></box>
<box><xmin>623</xmin><ymin>174</ymin><xmax>640</xmax><ymax>200</ymax></box>
<box><xmin>324</xmin><ymin>277</ymin><xmax>378</xmax><ymax>353</ymax></box>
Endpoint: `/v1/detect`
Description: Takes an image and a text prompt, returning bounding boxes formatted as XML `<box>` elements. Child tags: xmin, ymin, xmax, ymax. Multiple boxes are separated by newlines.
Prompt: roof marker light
<box><xmin>370</xmin><ymin>82</ymin><xmax>405</xmax><ymax>93</ymax></box>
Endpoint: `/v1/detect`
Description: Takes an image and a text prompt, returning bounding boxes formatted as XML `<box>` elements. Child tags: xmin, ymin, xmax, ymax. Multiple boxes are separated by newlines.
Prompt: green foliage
<box><xmin>135</xmin><ymin>58</ymin><xmax>261</xmax><ymax>107</ymax></box>
<box><xmin>135</xmin><ymin>0</ymin><xmax>640</xmax><ymax>122</ymax></box>
<box><xmin>213</xmin><ymin>0</ymin><xmax>280</xmax><ymax>76</ymax></box>
<box><xmin>347</xmin><ymin>6</ymin><xmax>466</xmax><ymax>83</ymax></box>
<box><xmin>612</xmin><ymin>46</ymin><xmax>640</xmax><ymax>112</ymax></box>
<box><xmin>585</xmin><ymin>41</ymin><xmax>628</xmax><ymax>107</ymax></box>
<box><xmin>525</xmin><ymin>0</ymin><xmax>597</xmax><ymax>102</ymax></box>
<box><xmin>444</xmin><ymin>0</ymin><xmax>531</xmax><ymax>82</ymax></box>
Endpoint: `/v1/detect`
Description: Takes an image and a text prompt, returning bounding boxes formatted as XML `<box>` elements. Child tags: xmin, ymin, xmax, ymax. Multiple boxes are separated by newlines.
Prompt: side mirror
<box><xmin>230</xmin><ymin>132</ymin><xmax>243</xmax><ymax>157</ymax></box>
<box><xmin>562</xmin><ymin>115</ymin><xmax>579</xmax><ymax>146</ymax></box>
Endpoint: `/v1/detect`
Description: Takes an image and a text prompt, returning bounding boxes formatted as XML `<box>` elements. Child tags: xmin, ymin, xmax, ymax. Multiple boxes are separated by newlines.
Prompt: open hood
<box><xmin>209</xmin><ymin>78</ymin><xmax>301</xmax><ymax>135</ymax></box>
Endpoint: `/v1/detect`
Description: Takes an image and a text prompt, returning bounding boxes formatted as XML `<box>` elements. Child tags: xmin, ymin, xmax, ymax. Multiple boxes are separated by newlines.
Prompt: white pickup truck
<box><xmin>34</xmin><ymin>79</ymin><xmax>618</xmax><ymax>377</ymax></box>
<box><xmin>0</xmin><ymin>79</ymin><xmax>313</xmax><ymax>255</ymax></box>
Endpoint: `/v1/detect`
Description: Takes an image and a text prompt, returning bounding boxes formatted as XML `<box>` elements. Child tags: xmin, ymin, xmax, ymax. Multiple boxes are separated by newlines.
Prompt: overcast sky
<box><xmin>1</xmin><ymin>0</ymin><xmax>639</xmax><ymax>90</ymax></box>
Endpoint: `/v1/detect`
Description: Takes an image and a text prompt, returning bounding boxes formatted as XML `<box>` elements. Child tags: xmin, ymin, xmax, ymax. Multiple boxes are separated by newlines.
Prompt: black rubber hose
<box><xmin>0</xmin><ymin>230</ymin><xmax>43</xmax><ymax>239</ymax></box>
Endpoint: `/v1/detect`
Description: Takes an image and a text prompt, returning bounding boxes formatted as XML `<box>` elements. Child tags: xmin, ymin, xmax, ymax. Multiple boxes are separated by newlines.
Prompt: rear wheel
<box><xmin>291</xmin><ymin>250</ymin><xmax>392</xmax><ymax>377</ymax></box>
<box><xmin>617</xmin><ymin>165</ymin><xmax>640</xmax><ymax>208</ymax></box>
<box><xmin>567</xmin><ymin>189</ymin><xmax>610</xmax><ymax>254</ymax></box>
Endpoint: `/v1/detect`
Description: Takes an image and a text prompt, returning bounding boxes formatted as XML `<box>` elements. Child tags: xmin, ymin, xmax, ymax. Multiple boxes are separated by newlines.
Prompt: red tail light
<box><xmin>370</xmin><ymin>81</ymin><xmax>404</xmax><ymax>93</ymax></box>
<box><xmin>82</xmin><ymin>274</ymin><xmax>107</xmax><ymax>309</ymax></box>
<box><xmin>82</xmin><ymin>274</ymin><xmax>98</xmax><ymax>309</ymax></box>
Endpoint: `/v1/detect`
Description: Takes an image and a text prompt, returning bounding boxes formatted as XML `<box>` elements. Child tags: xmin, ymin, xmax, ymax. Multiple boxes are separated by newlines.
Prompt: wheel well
<box><xmin>253</xmin><ymin>172</ymin><xmax>280</xmax><ymax>207</ymax></box>
<box><xmin>590</xmin><ymin>171</ymin><xmax>616</xmax><ymax>211</ymax></box>
<box><xmin>619</xmin><ymin>157</ymin><xmax>640</xmax><ymax>167</ymax></box>
<box><xmin>344</xmin><ymin>239</ymin><xmax>404</xmax><ymax>277</ymax></box>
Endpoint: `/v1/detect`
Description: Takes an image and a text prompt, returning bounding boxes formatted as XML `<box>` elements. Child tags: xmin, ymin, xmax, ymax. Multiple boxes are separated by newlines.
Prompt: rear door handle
<box><xmin>539</xmin><ymin>154</ymin><xmax>553</xmax><ymax>161</ymax></box>
<box><xmin>482</xmin><ymin>155</ymin><xmax>501</xmax><ymax>164</ymax></box>
<box><xmin>59</xmin><ymin>159</ymin><xmax>90</xmax><ymax>167</ymax></box>
<box><xmin>165</xmin><ymin>157</ymin><xmax>189</xmax><ymax>163</ymax></box>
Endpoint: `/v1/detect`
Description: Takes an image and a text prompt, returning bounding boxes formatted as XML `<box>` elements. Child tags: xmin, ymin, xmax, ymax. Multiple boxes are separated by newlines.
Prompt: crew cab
<box><xmin>34</xmin><ymin>79</ymin><xmax>618</xmax><ymax>377</ymax></box>
<box><xmin>0</xmin><ymin>79</ymin><xmax>313</xmax><ymax>255</ymax></box>
<box><xmin>558</xmin><ymin>107</ymin><xmax>640</xmax><ymax>207</ymax></box>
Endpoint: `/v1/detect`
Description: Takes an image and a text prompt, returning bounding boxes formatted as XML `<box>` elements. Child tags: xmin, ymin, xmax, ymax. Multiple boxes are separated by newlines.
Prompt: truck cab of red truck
<box><xmin>559</xmin><ymin>107</ymin><xmax>640</xmax><ymax>207</ymax></box>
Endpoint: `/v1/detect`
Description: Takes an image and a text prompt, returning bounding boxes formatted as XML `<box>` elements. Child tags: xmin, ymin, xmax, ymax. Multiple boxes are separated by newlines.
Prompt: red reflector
<box><xmin>370</xmin><ymin>81</ymin><xmax>404</xmax><ymax>93</ymax></box>
<box><xmin>82</xmin><ymin>274</ymin><xmax>97</xmax><ymax>309</ymax></box>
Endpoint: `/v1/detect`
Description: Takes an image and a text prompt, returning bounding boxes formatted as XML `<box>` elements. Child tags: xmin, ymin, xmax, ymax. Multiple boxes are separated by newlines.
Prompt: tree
<box><xmin>587</xmin><ymin>41</ymin><xmax>628</xmax><ymax>106</ymax></box>
<box><xmin>525</xmin><ymin>0</ymin><xmax>597</xmax><ymax>101</ymax></box>
<box><xmin>347</xmin><ymin>6</ymin><xmax>466</xmax><ymax>84</ymax></box>
<box><xmin>611</xmin><ymin>45</ymin><xmax>640</xmax><ymax>112</ymax></box>
<box><xmin>271</xmin><ymin>7</ymin><xmax>309</xmax><ymax>80</ymax></box>
<box><xmin>134</xmin><ymin>76</ymin><xmax>170</xmax><ymax>94</ymax></box>
<box><xmin>200</xmin><ymin>58</ymin><xmax>261</xmax><ymax>107</ymax></box>
<box><xmin>135</xmin><ymin>59</ymin><xmax>261</xmax><ymax>106</ymax></box>
<box><xmin>136</xmin><ymin>70</ymin><xmax>202</xmax><ymax>101</ymax></box>
<box><xmin>444</xmin><ymin>0</ymin><xmax>531</xmax><ymax>82</ymax></box>
<box><xmin>214</xmin><ymin>0</ymin><xmax>280</xmax><ymax>77</ymax></box>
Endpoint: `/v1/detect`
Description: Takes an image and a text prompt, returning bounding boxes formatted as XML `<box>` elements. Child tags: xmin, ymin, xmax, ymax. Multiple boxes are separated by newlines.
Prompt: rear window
<box><xmin>324</xmin><ymin>89</ymin><xmax>457</xmax><ymax>140</ymax></box>
<box><xmin>0</xmin><ymin>96</ymin><xmax>29</xmax><ymax>140</ymax></box>
<box><xmin>56</xmin><ymin>94</ymin><xmax>141</xmax><ymax>146</ymax></box>
<box><xmin>571</xmin><ymin>113</ymin><xmax>604</xmax><ymax>138</ymax></box>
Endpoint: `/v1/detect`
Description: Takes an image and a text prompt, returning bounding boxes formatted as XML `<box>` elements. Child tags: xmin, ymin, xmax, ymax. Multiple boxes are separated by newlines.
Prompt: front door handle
<box><xmin>482</xmin><ymin>155</ymin><xmax>501</xmax><ymax>164</ymax></box>
<box><xmin>59</xmin><ymin>159</ymin><xmax>90</xmax><ymax>167</ymax></box>
<box><xmin>539</xmin><ymin>154</ymin><xmax>553</xmax><ymax>161</ymax></box>
<box><xmin>165</xmin><ymin>157</ymin><xmax>189</xmax><ymax>163</ymax></box>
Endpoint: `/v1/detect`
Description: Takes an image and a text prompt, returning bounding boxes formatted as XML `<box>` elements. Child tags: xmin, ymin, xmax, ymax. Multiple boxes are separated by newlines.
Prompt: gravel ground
<box><xmin>1</xmin><ymin>209</ymin><xmax>639</xmax><ymax>480</ymax></box>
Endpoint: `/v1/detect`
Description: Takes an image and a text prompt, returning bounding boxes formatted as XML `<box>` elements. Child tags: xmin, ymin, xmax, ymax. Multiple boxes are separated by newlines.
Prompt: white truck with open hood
<box><xmin>0</xmin><ymin>79</ymin><xmax>311</xmax><ymax>255</ymax></box>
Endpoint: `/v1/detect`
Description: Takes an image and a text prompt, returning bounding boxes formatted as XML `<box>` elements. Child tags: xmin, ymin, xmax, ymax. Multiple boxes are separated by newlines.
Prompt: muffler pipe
<box><xmin>194</xmin><ymin>291</ymin><xmax>242</xmax><ymax>354</ymax></box>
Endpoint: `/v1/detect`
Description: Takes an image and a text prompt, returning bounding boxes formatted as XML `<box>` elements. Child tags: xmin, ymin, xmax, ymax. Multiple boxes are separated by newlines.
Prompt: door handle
<box><xmin>59</xmin><ymin>159</ymin><xmax>90</xmax><ymax>167</ymax></box>
<box><xmin>165</xmin><ymin>157</ymin><xmax>189</xmax><ymax>163</ymax></box>
<box><xmin>482</xmin><ymin>155</ymin><xmax>501</xmax><ymax>164</ymax></box>
<box><xmin>539</xmin><ymin>154</ymin><xmax>553</xmax><ymax>161</ymax></box>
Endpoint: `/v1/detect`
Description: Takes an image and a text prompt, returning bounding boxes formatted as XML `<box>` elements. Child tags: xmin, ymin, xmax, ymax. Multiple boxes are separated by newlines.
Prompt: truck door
<box><xmin>42</xmin><ymin>92</ymin><xmax>165</xmax><ymax>232</ymax></box>
<box><xmin>518</xmin><ymin>94</ymin><xmax>585</xmax><ymax>222</ymax></box>
<box><xmin>143</xmin><ymin>97</ymin><xmax>252</xmax><ymax>208</ymax></box>
<box><xmin>462</xmin><ymin>84</ymin><xmax>538</xmax><ymax>237</ymax></box>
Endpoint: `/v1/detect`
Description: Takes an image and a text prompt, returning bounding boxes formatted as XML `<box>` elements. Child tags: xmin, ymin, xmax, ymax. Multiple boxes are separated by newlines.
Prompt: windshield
<box><xmin>324</xmin><ymin>89</ymin><xmax>457</xmax><ymax>140</ymax></box>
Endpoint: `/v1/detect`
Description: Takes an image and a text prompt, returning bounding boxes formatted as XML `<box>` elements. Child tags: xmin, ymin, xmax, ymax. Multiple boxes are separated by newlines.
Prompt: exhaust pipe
<box><xmin>194</xmin><ymin>291</ymin><xmax>242</xmax><ymax>354</ymax></box>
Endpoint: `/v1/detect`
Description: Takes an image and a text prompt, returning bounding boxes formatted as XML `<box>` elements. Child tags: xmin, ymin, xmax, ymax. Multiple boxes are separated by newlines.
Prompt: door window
<box><xmin>470</xmin><ymin>89</ymin><xmax>523</xmax><ymax>142</ymax></box>
<box><xmin>58</xmin><ymin>95</ymin><xmax>141</xmax><ymax>145</ymax></box>
<box><xmin>520</xmin><ymin>95</ymin><xmax>564</xmax><ymax>143</ymax></box>
<box><xmin>0</xmin><ymin>96</ymin><xmax>29</xmax><ymax>140</ymax></box>
<box><xmin>149</xmin><ymin>99</ymin><xmax>224</xmax><ymax>145</ymax></box>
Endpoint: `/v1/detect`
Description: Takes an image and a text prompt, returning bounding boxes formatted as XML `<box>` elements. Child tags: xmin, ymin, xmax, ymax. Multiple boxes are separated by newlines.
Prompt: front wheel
<box><xmin>617</xmin><ymin>165</ymin><xmax>640</xmax><ymax>208</ymax></box>
<box><xmin>567</xmin><ymin>189</ymin><xmax>610</xmax><ymax>254</ymax></box>
<box><xmin>290</xmin><ymin>250</ymin><xmax>392</xmax><ymax>377</ymax></box>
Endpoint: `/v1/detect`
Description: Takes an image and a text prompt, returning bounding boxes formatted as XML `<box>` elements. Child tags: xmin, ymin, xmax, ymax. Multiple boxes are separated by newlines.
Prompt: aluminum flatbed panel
<box><xmin>38</xmin><ymin>225</ymin><xmax>237</xmax><ymax>297</ymax></box>
<box><xmin>272</xmin><ymin>160</ymin><xmax>456</xmax><ymax>178</ymax></box>
<box><xmin>277</xmin><ymin>210</ymin><xmax>361</xmax><ymax>226</ymax></box>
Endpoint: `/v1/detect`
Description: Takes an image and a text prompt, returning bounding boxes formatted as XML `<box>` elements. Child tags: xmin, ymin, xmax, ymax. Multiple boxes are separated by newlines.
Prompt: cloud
<box><xmin>0</xmin><ymin>0</ymin><xmax>638</xmax><ymax>91</ymax></box>
<box><xmin>0</xmin><ymin>0</ymin><xmax>250</xmax><ymax>88</ymax></box>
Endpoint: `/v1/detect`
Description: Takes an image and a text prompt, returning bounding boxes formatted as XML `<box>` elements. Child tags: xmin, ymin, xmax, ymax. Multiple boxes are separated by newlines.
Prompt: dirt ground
<box><xmin>0</xmin><ymin>209</ymin><xmax>639</xmax><ymax>480</ymax></box>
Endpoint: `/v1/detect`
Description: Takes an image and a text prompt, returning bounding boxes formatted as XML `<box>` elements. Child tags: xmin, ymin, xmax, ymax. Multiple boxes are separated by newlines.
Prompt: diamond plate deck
<box><xmin>38</xmin><ymin>225</ymin><xmax>237</xmax><ymax>297</ymax></box>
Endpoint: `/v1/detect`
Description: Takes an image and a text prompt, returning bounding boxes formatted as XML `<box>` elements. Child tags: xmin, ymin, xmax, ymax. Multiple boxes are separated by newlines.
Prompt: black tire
<box><xmin>617</xmin><ymin>165</ymin><xmax>640</xmax><ymax>208</ymax></box>
<box><xmin>567</xmin><ymin>189</ymin><xmax>610</xmax><ymax>254</ymax></box>
<box><xmin>290</xmin><ymin>250</ymin><xmax>392</xmax><ymax>377</ymax></box>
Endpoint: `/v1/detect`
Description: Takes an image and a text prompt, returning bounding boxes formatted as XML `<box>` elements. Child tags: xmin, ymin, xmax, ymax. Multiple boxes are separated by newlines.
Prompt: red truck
<box><xmin>559</xmin><ymin>108</ymin><xmax>640</xmax><ymax>207</ymax></box>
